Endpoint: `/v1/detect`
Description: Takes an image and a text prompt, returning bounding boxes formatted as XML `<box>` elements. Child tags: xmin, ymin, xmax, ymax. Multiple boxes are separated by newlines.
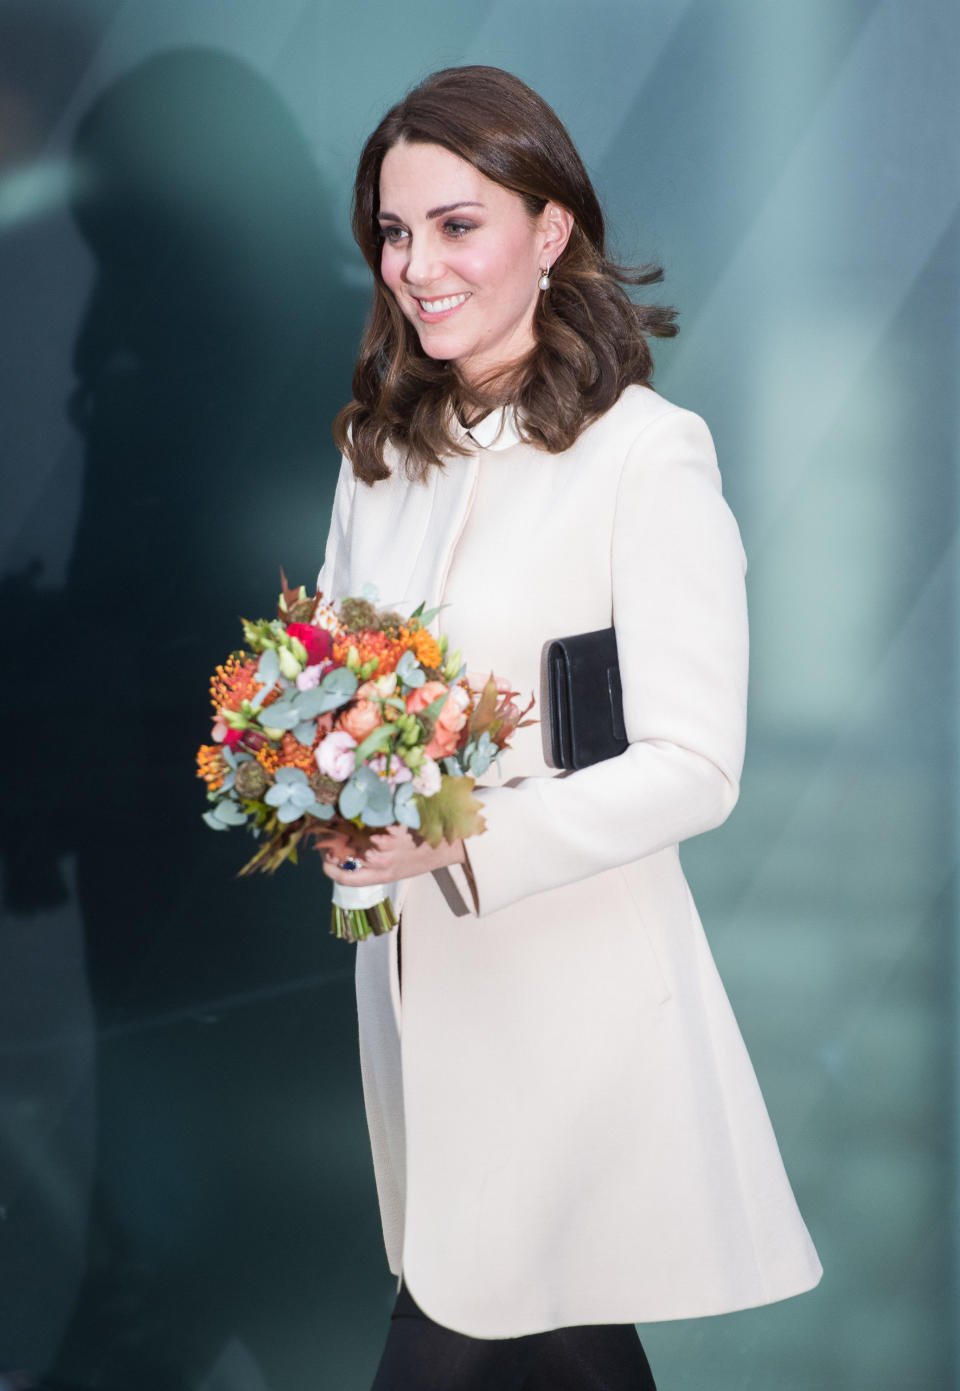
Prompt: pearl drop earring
<box><xmin>538</xmin><ymin>266</ymin><xmax>551</xmax><ymax>291</ymax></box>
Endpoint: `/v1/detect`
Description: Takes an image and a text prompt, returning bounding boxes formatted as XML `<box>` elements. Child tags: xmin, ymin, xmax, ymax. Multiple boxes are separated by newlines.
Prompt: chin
<box><xmin>415</xmin><ymin>331</ymin><xmax>468</xmax><ymax>364</ymax></box>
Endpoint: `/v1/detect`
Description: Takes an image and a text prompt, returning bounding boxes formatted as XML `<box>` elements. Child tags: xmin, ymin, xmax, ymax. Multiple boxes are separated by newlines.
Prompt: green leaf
<box><xmin>418</xmin><ymin>603</ymin><xmax>447</xmax><ymax>626</ymax></box>
<box><xmin>353</xmin><ymin>722</ymin><xmax>398</xmax><ymax>763</ymax></box>
<box><xmin>421</xmin><ymin>692</ymin><xmax>448</xmax><ymax>721</ymax></box>
<box><xmin>415</xmin><ymin>774</ymin><xmax>486</xmax><ymax>848</ymax></box>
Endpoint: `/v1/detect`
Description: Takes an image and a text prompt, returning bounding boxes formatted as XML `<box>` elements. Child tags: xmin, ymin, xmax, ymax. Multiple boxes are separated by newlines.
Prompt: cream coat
<box><xmin>317</xmin><ymin>385</ymin><xmax>821</xmax><ymax>1338</ymax></box>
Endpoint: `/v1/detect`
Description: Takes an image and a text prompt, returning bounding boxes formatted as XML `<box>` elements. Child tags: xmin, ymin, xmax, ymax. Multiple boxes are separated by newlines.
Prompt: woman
<box><xmin>320</xmin><ymin>66</ymin><xmax>821</xmax><ymax>1388</ymax></box>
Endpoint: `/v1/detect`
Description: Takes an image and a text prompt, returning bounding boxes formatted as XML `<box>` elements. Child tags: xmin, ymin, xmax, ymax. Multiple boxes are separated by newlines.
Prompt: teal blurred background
<box><xmin>0</xmin><ymin>2</ymin><xmax>955</xmax><ymax>1388</ymax></box>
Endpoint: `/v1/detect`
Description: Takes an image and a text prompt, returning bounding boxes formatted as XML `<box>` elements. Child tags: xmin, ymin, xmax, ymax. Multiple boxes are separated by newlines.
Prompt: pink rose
<box><xmin>425</xmin><ymin>687</ymin><xmax>469</xmax><ymax>760</ymax></box>
<box><xmin>315</xmin><ymin>730</ymin><xmax>357</xmax><ymax>782</ymax></box>
<box><xmin>339</xmin><ymin>699</ymin><xmax>382</xmax><ymax>743</ymax></box>
<box><xmin>404</xmin><ymin>680</ymin><xmax>448</xmax><ymax>715</ymax></box>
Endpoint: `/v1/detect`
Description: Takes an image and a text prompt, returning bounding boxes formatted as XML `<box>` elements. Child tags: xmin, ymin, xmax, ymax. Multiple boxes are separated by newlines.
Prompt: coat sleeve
<box><xmin>457</xmin><ymin>407</ymin><xmax>749</xmax><ymax>919</ymax></box>
<box><xmin>316</xmin><ymin>453</ymin><xmax>358</xmax><ymax>599</ymax></box>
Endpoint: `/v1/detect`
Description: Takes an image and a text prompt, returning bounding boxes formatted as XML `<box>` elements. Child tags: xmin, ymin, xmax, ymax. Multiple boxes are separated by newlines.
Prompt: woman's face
<box><xmin>377</xmin><ymin>140</ymin><xmax>561</xmax><ymax>385</ymax></box>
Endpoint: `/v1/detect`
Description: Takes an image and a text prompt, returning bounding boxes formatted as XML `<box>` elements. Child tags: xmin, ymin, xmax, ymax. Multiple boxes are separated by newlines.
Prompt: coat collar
<box><xmin>450</xmin><ymin>406</ymin><xmax>522</xmax><ymax>452</ymax></box>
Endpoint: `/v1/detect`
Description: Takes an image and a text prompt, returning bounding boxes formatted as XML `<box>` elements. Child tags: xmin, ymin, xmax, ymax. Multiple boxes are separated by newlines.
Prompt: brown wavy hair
<box><xmin>334</xmin><ymin>65</ymin><xmax>677</xmax><ymax>483</ymax></box>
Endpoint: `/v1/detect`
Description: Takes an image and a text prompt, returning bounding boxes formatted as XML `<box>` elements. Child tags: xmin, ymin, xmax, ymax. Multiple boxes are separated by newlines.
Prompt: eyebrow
<box><xmin>377</xmin><ymin>201</ymin><xmax>485</xmax><ymax>222</ymax></box>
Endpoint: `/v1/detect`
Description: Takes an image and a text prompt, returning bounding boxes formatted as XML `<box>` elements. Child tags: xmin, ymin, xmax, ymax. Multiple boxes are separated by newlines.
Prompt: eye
<box><xmin>379</xmin><ymin>224</ymin><xmax>408</xmax><ymax>245</ymax></box>
<box><xmin>443</xmin><ymin>220</ymin><xmax>475</xmax><ymax>238</ymax></box>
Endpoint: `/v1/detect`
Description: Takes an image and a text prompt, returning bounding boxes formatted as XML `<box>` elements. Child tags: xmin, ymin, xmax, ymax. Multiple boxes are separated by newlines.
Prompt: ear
<box><xmin>539</xmin><ymin>201</ymin><xmax>574</xmax><ymax>266</ymax></box>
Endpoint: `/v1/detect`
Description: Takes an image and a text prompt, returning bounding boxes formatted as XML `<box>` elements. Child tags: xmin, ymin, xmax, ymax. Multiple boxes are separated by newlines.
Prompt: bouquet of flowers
<box><xmin>197</xmin><ymin>576</ymin><xmax>533</xmax><ymax>941</ymax></box>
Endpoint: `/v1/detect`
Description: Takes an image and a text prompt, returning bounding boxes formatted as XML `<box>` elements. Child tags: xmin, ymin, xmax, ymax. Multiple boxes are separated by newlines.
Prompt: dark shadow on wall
<box><xmin>1</xmin><ymin>47</ymin><xmax>390</xmax><ymax>1391</ymax></box>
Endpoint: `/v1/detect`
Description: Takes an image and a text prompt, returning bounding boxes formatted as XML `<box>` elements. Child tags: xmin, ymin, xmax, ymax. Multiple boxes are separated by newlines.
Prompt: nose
<box><xmin>402</xmin><ymin>233</ymin><xmax>444</xmax><ymax>289</ymax></box>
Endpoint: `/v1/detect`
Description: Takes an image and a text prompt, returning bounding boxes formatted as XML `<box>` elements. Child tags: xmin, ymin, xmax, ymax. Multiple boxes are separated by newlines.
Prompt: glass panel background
<box><xmin>1</xmin><ymin>2</ymin><xmax>955</xmax><ymax>1387</ymax></box>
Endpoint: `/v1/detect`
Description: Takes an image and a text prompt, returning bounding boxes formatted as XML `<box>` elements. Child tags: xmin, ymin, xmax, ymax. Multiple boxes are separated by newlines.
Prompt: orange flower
<box><xmin>196</xmin><ymin>744</ymin><xmax>229</xmax><ymax>790</ymax></box>
<box><xmin>332</xmin><ymin>629</ymin><xmax>407</xmax><ymax>676</ymax></box>
<box><xmin>210</xmin><ymin>653</ymin><xmax>257</xmax><ymax>711</ymax></box>
<box><xmin>256</xmin><ymin>730</ymin><xmax>320</xmax><ymax>776</ymax></box>
<box><xmin>403</xmin><ymin>626</ymin><xmax>443</xmax><ymax>670</ymax></box>
<box><xmin>210</xmin><ymin>651</ymin><xmax>279</xmax><ymax>712</ymax></box>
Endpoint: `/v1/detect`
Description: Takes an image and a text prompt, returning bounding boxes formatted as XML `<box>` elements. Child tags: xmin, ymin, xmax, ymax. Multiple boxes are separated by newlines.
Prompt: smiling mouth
<box><xmin>416</xmin><ymin>292</ymin><xmax>471</xmax><ymax>316</ymax></box>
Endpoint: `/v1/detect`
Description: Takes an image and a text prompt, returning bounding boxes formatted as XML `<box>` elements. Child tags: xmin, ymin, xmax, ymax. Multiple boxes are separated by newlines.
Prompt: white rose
<box><xmin>412</xmin><ymin>757</ymin><xmax>442</xmax><ymax>798</ymax></box>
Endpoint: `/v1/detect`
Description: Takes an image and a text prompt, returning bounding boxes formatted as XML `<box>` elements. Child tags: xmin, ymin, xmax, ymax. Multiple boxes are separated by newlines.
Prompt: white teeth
<box><xmin>418</xmin><ymin>293</ymin><xmax>470</xmax><ymax>313</ymax></box>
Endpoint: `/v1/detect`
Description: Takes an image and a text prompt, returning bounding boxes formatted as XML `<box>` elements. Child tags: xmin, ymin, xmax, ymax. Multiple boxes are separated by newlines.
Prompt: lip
<box><xmin>413</xmin><ymin>291</ymin><xmax>471</xmax><ymax>323</ymax></box>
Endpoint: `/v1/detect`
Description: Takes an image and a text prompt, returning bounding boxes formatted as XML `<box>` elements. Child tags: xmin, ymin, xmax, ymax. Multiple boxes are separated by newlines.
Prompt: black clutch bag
<box><xmin>546</xmin><ymin>626</ymin><xmax>628</xmax><ymax>770</ymax></box>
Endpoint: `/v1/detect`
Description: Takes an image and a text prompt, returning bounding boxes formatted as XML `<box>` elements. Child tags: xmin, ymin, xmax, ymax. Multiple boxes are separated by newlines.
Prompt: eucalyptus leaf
<box><xmin>273</xmin><ymin>766</ymin><xmax>310</xmax><ymax>787</ymax></box>
<box><xmin>222</xmin><ymin>747</ymin><xmax>238</xmax><ymax>770</ymax></box>
<box><xmin>293</xmin><ymin>720</ymin><xmax>318</xmax><ymax>745</ymax></box>
<box><xmin>257</xmin><ymin>649</ymin><xmax>279</xmax><ymax>688</ymax></box>
<box><xmin>213</xmin><ymin>800</ymin><xmax>248</xmax><ymax>826</ymax></box>
<box><xmin>363</xmin><ymin>778</ymin><xmax>395</xmax><ymax>826</ymax></box>
<box><xmin>469</xmin><ymin>746</ymin><xmax>494</xmax><ymax>777</ymax></box>
<box><xmin>338</xmin><ymin>776</ymin><xmax>368</xmax><ymax>820</ymax></box>
<box><xmin>220</xmin><ymin>771</ymin><xmax>236</xmax><ymax>792</ymax></box>
<box><xmin>396</xmin><ymin>650</ymin><xmax>425</xmax><ymax>690</ymax></box>
<box><xmin>304</xmin><ymin>802</ymin><xmax>334</xmax><ymax>820</ymax></box>
<box><xmin>394</xmin><ymin>782</ymin><xmax>421</xmax><ymax>830</ymax></box>
<box><xmin>295</xmin><ymin>684</ymin><xmax>356</xmax><ymax>717</ymax></box>
<box><xmin>258</xmin><ymin>698</ymin><xmax>300</xmax><ymax>730</ymax></box>
<box><xmin>275</xmin><ymin>801</ymin><xmax>307</xmax><ymax>824</ymax></box>
<box><xmin>300</xmin><ymin>666</ymin><xmax>358</xmax><ymax>709</ymax></box>
<box><xmin>202</xmin><ymin>810</ymin><xmax>229</xmax><ymax>831</ymax></box>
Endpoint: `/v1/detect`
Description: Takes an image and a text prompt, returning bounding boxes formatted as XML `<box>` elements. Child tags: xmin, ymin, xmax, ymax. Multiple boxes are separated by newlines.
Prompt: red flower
<box><xmin>286</xmin><ymin>623</ymin><xmax>332</xmax><ymax>667</ymax></box>
<box><xmin>223</xmin><ymin>727</ymin><xmax>244</xmax><ymax>749</ymax></box>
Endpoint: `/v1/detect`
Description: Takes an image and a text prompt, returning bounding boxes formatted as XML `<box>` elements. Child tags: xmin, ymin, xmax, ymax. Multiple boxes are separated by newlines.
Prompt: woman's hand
<box><xmin>322</xmin><ymin>824</ymin><xmax>465</xmax><ymax>888</ymax></box>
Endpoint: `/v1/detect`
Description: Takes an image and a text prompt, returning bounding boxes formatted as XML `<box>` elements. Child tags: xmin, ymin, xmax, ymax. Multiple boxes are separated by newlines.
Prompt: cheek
<box><xmin>380</xmin><ymin>245</ymin><xmax>404</xmax><ymax>297</ymax></box>
<box><xmin>488</xmin><ymin>237</ymin><xmax>540</xmax><ymax>306</ymax></box>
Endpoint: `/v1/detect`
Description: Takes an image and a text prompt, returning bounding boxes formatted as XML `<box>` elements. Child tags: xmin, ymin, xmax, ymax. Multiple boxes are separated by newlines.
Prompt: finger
<box><xmin>361</xmin><ymin>851</ymin><xmax>392</xmax><ymax>873</ymax></box>
<box><xmin>369</xmin><ymin>827</ymin><xmax>407</xmax><ymax>849</ymax></box>
<box><xmin>322</xmin><ymin>863</ymin><xmax>382</xmax><ymax>887</ymax></box>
